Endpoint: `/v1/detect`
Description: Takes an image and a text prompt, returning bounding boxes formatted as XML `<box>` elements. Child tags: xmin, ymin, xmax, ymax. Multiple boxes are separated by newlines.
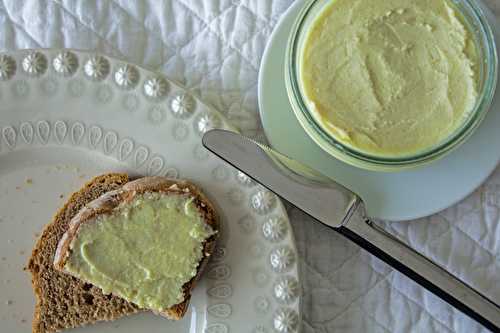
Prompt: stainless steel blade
<box><xmin>202</xmin><ymin>129</ymin><xmax>360</xmax><ymax>228</ymax></box>
<box><xmin>202</xmin><ymin>129</ymin><xmax>500</xmax><ymax>331</ymax></box>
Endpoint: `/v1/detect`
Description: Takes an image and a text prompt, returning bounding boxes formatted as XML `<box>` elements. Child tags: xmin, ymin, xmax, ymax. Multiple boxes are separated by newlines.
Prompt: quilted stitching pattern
<box><xmin>0</xmin><ymin>0</ymin><xmax>498</xmax><ymax>331</ymax></box>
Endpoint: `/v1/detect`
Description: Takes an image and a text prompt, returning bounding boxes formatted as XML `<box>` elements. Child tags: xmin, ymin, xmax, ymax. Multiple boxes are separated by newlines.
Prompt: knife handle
<box><xmin>339</xmin><ymin>211</ymin><xmax>500</xmax><ymax>332</ymax></box>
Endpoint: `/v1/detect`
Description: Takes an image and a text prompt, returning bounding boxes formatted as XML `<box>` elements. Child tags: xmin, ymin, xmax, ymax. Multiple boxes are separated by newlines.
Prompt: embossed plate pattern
<box><xmin>0</xmin><ymin>50</ymin><xmax>300</xmax><ymax>333</ymax></box>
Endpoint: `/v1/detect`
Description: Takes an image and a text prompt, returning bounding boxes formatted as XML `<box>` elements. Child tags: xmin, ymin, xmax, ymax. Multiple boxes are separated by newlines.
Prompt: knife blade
<box><xmin>202</xmin><ymin>129</ymin><xmax>500</xmax><ymax>332</ymax></box>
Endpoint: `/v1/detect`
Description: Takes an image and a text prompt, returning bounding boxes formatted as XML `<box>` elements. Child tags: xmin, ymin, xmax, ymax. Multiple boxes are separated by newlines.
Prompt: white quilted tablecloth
<box><xmin>2</xmin><ymin>0</ymin><xmax>499</xmax><ymax>332</ymax></box>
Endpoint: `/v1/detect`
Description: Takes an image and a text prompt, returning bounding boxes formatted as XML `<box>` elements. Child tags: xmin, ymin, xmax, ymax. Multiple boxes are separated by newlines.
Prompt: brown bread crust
<box><xmin>53</xmin><ymin>176</ymin><xmax>219</xmax><ymax>320</ymax></box>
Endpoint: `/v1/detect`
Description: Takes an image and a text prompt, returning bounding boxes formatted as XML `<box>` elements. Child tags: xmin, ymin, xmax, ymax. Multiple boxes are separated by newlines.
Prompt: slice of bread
<box><xmin>53</xmin><ymin>176</ymin><xmax>219</xmax><ymax>320</ymax></box>
<box><xmin>27</xmin><ymin>173</ymin><xmax>140</xmax><ymax>333</ymax></box>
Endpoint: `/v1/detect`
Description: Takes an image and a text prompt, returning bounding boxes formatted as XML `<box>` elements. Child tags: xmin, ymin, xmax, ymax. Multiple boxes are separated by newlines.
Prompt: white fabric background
<box><xmin>1</xmin><ymin>0</ymin><xmax>499</xmax><ymax>332</ymax></box>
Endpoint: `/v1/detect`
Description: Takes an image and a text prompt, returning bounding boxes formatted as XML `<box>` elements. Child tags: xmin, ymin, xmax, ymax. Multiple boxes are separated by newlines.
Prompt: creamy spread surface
<box><xmin>65</xmin><ymin>192</ymin><xmax>214</xmax><ymax>312</ymax></box>
<box><xmin>300</xmin><ymin>0</ymin><xmax>478</xmax><ymax>156</ymax></box>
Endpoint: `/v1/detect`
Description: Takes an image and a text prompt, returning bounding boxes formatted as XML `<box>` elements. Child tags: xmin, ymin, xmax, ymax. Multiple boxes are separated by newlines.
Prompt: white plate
<box><xmin>0</xmin><ymin>50</ymin><xmax>300</xmax><ymax>333</ymax></box>
<box><xmin>259</xmin><ymin>0</ymin><xmax>500</xmax><ymax>221</ymax></box>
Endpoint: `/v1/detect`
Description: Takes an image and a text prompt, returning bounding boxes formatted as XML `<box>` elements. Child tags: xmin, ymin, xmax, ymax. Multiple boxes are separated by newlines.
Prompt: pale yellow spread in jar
<box><xmin>300</xmin><ymin>0</ymin><xmax>478</xmax><ymax>156</ymax></box>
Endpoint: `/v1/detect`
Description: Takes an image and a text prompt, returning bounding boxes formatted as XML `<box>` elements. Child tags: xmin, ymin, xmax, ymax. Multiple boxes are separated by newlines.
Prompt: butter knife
<box><xmin>202</xmin><ymin>129</ymin><xmax>500</xmax><ymax>332</ymax></box>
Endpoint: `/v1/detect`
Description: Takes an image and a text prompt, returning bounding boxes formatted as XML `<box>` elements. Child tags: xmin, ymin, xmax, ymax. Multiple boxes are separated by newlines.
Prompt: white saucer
<box><xmin>258</xmin><ymin>1</ymin><xmax>500</xmax><ymax>221</ymax></box>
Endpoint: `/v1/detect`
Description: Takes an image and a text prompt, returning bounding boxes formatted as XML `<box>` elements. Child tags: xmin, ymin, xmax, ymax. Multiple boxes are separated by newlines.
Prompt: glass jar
<box><xmin>285</xmin><ymin>0</ymin><xmax>498</xmax><ymax>171</ymax></box>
